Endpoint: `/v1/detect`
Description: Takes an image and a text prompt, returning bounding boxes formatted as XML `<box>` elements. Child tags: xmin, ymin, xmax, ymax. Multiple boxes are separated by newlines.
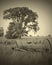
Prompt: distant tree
<box><xmin>3</xmin><ymin>7</ymin><xmax>39</xmax><ymax>38</ymax></box>
<box><xmin>5</xmin><ymin>22</ymin><xmax>17</xmax><ymax>39</ymax></box>
<box><xmin>0</xmin><ymin>27</ymin><xmax>4</xmax><ymax>37</ymax></box>
<box><xmin>48</xmin><ymin>35</ymin><xmax>51</xmax><ymax>37</ymax></box>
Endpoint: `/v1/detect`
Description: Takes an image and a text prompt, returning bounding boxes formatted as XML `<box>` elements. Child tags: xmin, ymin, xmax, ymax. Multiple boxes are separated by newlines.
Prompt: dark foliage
<box><xmin>3</xmin><ymin>7</ymin><xmax>39</xmax><ymax>38</ymax></box>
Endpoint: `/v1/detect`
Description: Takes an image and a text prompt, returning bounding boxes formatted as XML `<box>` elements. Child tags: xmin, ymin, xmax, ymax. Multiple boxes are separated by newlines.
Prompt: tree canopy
<box><xmin>3</xmin><ymin>7</ymin><xmax>39</xmax><ymax>38</ymax></box>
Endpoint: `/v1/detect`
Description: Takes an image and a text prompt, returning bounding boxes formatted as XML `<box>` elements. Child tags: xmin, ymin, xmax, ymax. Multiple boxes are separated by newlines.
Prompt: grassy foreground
<box><xmin>0</xmin><ymin>36</ymin><xmax>52</xmax><ymax>65</ymax></box>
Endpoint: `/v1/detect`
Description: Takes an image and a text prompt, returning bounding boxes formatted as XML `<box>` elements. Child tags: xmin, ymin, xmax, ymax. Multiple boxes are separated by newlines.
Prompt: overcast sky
<box><xmin>0</xmin><ymin>0</ymin><xmax>52</xmax><ymax>36</ymax></box>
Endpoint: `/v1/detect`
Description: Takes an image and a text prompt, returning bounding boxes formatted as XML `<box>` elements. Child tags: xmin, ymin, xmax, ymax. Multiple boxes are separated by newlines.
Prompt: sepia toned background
<box><xmin>0</xmin><ymin>0</ymin><xmax>52</xmax><ymax>36</ymax></box>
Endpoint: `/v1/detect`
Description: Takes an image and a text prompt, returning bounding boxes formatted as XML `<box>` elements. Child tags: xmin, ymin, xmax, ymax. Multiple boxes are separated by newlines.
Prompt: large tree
<box><xmin>3</xmin><ymin>7</ymin><xmax>39</xmax><ymax>38</ymax></box>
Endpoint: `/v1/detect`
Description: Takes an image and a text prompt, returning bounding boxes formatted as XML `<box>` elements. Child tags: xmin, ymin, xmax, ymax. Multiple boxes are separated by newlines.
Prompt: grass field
<box><xmin>0</xmin><ymin>36</ymin><xmax>52</xmax><ymax>65</ymax></box>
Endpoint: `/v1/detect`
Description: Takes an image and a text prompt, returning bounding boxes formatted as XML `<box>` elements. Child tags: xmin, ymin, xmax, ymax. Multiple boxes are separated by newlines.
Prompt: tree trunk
<box><xmin>19</xmin><ymin>34</ymin><xmax>21</xmax><ymax>39</ymax></box>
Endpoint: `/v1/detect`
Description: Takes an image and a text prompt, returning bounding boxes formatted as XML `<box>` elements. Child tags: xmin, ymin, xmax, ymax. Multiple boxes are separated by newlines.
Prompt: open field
<box><xmin>0</xmin><ymin>36</ymin><xmax>52</xmax><ymax>65</ymax></box>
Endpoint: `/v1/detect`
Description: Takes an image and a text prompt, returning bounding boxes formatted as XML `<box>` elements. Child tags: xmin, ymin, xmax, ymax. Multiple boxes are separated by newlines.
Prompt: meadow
<box><xmin>0</xmin><ymin>36</ymin><xmax>52</xmax><ymax>65</ymax></box>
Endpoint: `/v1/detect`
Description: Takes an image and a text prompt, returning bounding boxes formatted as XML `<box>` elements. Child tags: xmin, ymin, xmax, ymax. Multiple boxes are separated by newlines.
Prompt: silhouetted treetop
<box><xmin>3</xmin><ymin>7</ymin><xmax>39</xmax><ymax>38</ymax></box>
<box><xmin>3</xmin><ymin>7</ymin><xmax>38</xmax><ymax>23</ymax></box>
